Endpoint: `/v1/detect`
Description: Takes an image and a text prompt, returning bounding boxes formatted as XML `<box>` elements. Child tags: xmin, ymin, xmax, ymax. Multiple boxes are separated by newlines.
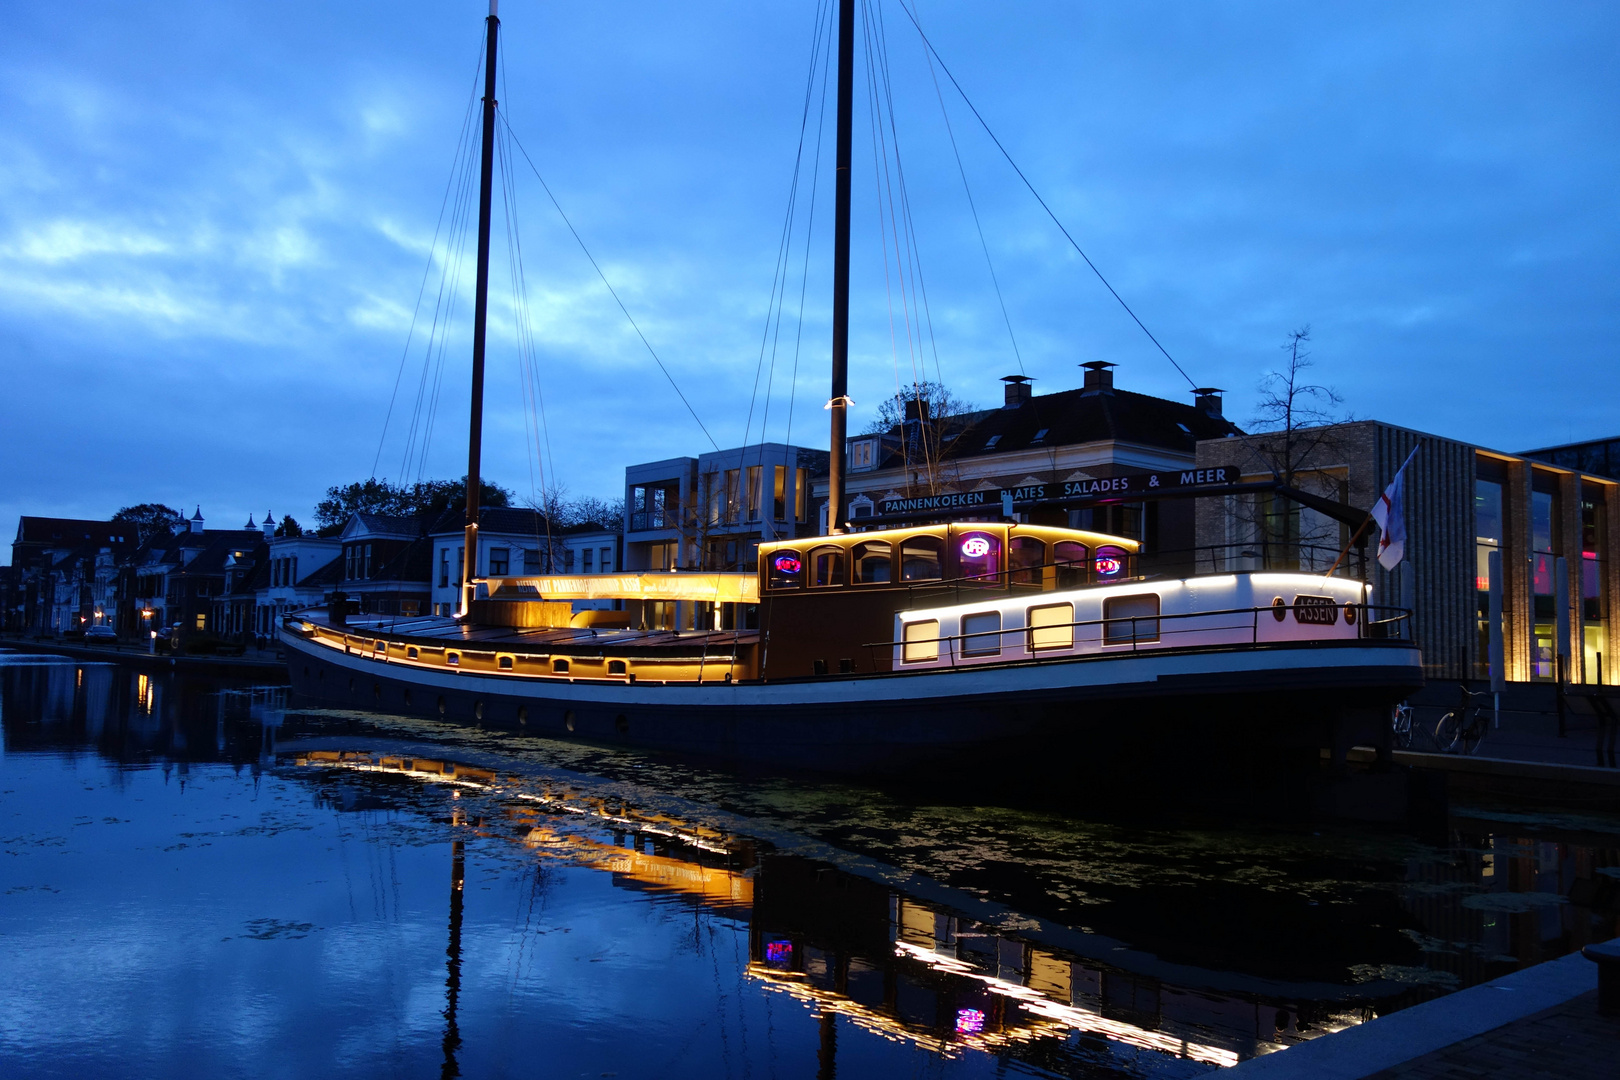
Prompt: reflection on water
<box><xmin>2</xmin><ymin>653</ymin><xmax>1617</xmax><ymax>1079</ymax></box>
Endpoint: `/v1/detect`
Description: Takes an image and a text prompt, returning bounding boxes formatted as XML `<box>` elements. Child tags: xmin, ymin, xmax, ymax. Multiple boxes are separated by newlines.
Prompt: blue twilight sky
<box><xmin>2</xmin><ymin>1</ymin><xmax>1617</xmax><ymax>553</ymax></box>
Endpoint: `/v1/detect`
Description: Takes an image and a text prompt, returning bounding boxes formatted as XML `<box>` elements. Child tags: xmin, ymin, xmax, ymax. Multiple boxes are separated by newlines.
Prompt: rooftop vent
<box><xmin>1000</xmin><ymin>374</ymin><xmax>1033</xmax><ymax>408</ymax></box>
<box><xmin>1191</xmin><ymin>387</ymin><xmax>1224</xmax><ymax>419</ymax></box>
<box><xmin>1080</xmin><ymin>361</ymin><xmax>1116</xmax><ymax>395</ymax></box>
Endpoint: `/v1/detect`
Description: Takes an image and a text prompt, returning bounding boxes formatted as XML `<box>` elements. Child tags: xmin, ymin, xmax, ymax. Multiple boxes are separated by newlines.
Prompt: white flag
<box><xmin>1371</xmin><ymin>447</ymin><xmax>1419</xmax><ymax>570</ymax></box>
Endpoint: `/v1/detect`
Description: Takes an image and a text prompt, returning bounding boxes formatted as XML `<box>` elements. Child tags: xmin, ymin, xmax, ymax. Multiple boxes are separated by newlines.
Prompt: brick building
<box><xmin>1195</xmin><ymin>420</ymin><xmax>1619</xmax><ymax>685</ymax></box>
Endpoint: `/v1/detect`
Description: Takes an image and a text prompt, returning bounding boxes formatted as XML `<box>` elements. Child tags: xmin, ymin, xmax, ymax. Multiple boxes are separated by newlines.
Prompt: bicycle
<box><xmin>1435</xmin><ymin>685</ymin><xmax>1491</xmax><ymax>755</ymax></box>
<box><xmin>1390</xmin><ymin>701</ymin><xmax>1414</xmax><ymax>749</ymax></box>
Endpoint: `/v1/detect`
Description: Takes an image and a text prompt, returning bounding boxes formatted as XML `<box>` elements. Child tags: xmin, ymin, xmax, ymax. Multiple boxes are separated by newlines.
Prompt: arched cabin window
<box><xmin>851</xmin><ymin>541</ymin><xmax>892</xmax><ymax>584</ymax></box>
<box><xmin>1008</xmin><ymin>536</ymin><xmax>1045</xmax><ymax>585</ymax></box>
<box><xmin>955</xmin><ymin>531</ymin><xmax>1001</xmax><ymax>582</ymax></box>
<box><xmin>809</xmin><ymin>545</ymin><xmax>845</xmax><ymax>588</ymax></box>
<box><xmin>1054</xmin><ymin>541</ymin><xmax>1089</xmax><ymax>589</ymax></box>
<box><xmin>1095</xmin><ymin>545</ymin><xmax>1131</xmax><ymax>582</ymax></box>
<box><xmin>899</xmin><ymin>536</ymin><xmax>944</xmax><ymax>581</ymax></box>
<box><xmin>768</xmin><ymin>549</ymin><xmax>803</xmax><ymax>590</ymax></box>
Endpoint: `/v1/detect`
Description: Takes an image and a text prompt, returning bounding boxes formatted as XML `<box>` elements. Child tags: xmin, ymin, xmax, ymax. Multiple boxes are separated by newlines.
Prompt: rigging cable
<box><xmin>499</xmin><ymin>115</ymin><xmax>719</xmax><ymax>452</ymax></box>
<box><xmin>372</xmin><ymin>37</ymin><xmax>487</xmax><ymax>480</ymax></box>
<box><xmin>892</xmin><ymin>0</ymin><xmax>1199</xmax><ymax>390</ymax></box>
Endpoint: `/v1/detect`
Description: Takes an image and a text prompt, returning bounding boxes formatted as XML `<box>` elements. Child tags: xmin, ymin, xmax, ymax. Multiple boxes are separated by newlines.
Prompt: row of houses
<box><xmin>5</xmin><ymin>506</ymin><xmax>618</xmax><ymax>644</ymax></box>
<box><xmin>7</xmin><ymin>363</ymin><xmax>1618</xmax><ymax>686</ymax></box>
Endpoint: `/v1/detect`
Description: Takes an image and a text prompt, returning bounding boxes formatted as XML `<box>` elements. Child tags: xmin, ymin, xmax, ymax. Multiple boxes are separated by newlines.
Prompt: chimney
<box><xmin>1000</xmin><ymin>375</ymin><xmax>1033</xmax><ymax>408</ymax></box>
<box><xmin>1191</xmin><ymin>387</ymin><xmax>1224</xmax><ymax>419</ymax></box>
<box><xmin>262</xmin><ymin>512</ymin><xmax>277</xmax><ymax>540</ymax></box>
<box><xmin>190</xmin><ymin>506</ymin><xmax>205</xmax><ymax>534</ymax></box>
<box><xmin>1080</xmin><ymin>361</ymin><xmax>1116</xmax><ymax>394</ymax></box>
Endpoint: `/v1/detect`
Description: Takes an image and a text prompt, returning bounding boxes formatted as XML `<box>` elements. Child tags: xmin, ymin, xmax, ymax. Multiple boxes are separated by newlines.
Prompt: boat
<box><xmin>281</xmin><ymin>1</ymin><xmax>1423</xmax><ymax>776</ymax></box>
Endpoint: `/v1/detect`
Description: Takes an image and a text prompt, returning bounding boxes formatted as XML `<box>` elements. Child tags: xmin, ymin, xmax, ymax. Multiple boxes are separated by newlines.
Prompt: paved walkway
<box><xmin>1225</xmin><ymin>951</ymin><xmax>1602</xmax><ymax>1079</ymax></box>
<box><xmin>1367</xmin><ymin>989</ymin><xmax>1616</xmax><ymax>1079</ymax></box>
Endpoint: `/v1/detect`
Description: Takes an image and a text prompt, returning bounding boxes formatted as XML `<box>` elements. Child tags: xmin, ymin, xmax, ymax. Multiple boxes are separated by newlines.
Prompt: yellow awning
<box><xmin>488</xmin><ymin>572</ymin><xmax>759</xmax><ymax>604</ymax></box>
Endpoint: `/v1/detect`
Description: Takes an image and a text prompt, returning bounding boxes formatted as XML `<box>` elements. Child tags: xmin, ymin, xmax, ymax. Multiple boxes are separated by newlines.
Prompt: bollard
<box><xmin>1584</xmin><ymin>940</ymin><xmax>1620</xmax><ymax>1014</ymax></box>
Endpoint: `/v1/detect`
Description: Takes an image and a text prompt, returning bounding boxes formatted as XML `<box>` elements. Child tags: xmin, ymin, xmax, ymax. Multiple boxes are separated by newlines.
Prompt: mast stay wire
<box><xmin>402</xmin><ymin>96</ymin><xmax>481</xmax><ymax>486</ymax></box>
<box><xmin>862</xmin><ymin>0</ymin><xmax>940</xmax><ymax>491</ymax></box>
<box><xmin>496</xmin><ymin>43</ymin><xmax>558</xmax><ymax>565</ymax></box>
<box><xmin>892</xmin><ymin>0</ymin><xmax>1200</xmax><ymax>391</ymax></box>
<box><xmin>741</xmin><ymin>0</ymin><xmax>829</xmax><ymax>518</ymax></box>
<box><xmin>372</xmin><ymin>37</ymin><xmax>486</xmax><ymax>481</ymax></box>
<box><xmin>499</xmin><ymin>115</ymin><xmax>719</xmax><ymax>452</ymax></box>
<box><xmin>781</xmin><ymin>4</ymin><xmax>837</xmax><ymax>459</ymax></box>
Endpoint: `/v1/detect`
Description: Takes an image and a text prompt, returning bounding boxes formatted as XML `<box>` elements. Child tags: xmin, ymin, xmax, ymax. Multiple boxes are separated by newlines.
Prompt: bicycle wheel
<box><xmin>1460</xmin><ymin>709</ymin><xmax>1485</xmax><ymax>755</ymax></box>
<box><xmin>1435</xmin><ymin>711</ymin><xmax>1462</xmax><ymax>753</ymax></box>
<box><xmin>1392</xmin><ymin>706</ymin><xmax>1413</xmax><ymax>749</ymax></box>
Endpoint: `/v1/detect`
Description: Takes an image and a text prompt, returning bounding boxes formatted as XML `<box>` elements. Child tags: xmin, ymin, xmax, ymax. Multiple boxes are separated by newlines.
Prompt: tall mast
<box><xmin>462</xmin><ymin>0</ymin><xmax>500</xmax><ymax>615</ymax></box>
<box><xmin>826</xmin><ymin>0</ymin><xmax>854</xmax><ymax>535</ymax></box>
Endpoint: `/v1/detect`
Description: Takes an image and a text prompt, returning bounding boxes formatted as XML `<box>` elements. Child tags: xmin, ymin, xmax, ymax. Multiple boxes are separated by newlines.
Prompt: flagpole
<box><xmin>1322</xmin><ymin>513</ymin><xmax>1374</xmax><ymax>579</ymax></box>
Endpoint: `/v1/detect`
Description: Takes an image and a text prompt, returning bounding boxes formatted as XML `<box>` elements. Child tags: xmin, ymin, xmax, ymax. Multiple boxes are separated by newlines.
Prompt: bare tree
<box><xmin>862</xmin><ymin>380</ymin><xmax>983</xmax><ymax>497</ymax></box>
<box><xmin>1232</xmin><ymin>327</ymin><xmax>1354</xmax><ymax>569</ymax></box>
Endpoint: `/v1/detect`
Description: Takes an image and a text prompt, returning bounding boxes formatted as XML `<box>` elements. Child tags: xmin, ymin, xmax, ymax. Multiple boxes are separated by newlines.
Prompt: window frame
<box><xmin>902</xmin><ymin>619</ymin><xmax>940</xmax><ymax>663</ymax></box>
<box><xmin>1027</xmin><ymin>603</ymin><xmax>1075</xmax><ymax>651</ymax></box>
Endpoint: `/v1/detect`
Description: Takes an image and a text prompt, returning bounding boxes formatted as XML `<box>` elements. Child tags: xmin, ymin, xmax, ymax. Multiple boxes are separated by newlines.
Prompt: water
<box><xmin>2</xmin><ymin>652</ymin><xmax>1616</xmax><ymax>1078</ymax></box>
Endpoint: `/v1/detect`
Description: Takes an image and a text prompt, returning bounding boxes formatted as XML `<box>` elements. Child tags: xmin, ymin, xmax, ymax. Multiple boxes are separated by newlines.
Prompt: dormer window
<box><xmin>849</xmin><ymin>438</ymin><xmax>877</xmax><ymax>471</ymax></box>
<box><xmin>984</xmin><ymin>435</ymin><xmax>1001</xmax><ymax>450</ymax></box>
<box><xmin>1031</xmin><ymin>428</ymin><xmax>1049</xmax><ymax>444</ymax></box>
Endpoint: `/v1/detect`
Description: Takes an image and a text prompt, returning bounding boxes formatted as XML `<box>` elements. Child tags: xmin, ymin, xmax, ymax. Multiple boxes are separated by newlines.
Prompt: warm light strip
<box><xmin>487</xmin><ymin>572</ymin><xmax>760</xmax><ymax>603</ymax></box>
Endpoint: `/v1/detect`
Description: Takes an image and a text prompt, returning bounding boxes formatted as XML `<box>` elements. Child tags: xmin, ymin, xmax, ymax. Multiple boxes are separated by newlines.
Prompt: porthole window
<box><xmin>607</xmin><ymin>659</ymin><xmax>627</xmax><ymax>676</ymax></box>
<box><xmin>407</xmin><ymin>646</ymin><xmax>419</xmax><ymax>660</ymax></box>
<box><xmin>498</xmin><ymin>655</ymin><xmax>514</xmax><ymax>670</ymax></box>
<box><xmin>1272</xmin><ymin>597</ymin><xmax>1288</xmax><ymax>622</ymax></box>
<box><xmin>553</xmin><ymin>658</ymin><xmax>570</xmax><ymax>674</ymax></box>
<box><xmin>447</xmin><ymin>652</ymin><xmax>460</xmax><ymax>666</ymax></box>
<box><xmin>1344</xmin><ymin>603</ymin><xmax>1358</xmax><ymax>625</ymax></box>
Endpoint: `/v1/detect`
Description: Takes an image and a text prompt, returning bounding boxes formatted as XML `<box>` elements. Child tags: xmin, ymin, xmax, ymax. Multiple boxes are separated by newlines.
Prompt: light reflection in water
<box><xmin>0</xmin><ymin>654</ymin><xmax>1617</xmax><ymax>1079</ymax></box>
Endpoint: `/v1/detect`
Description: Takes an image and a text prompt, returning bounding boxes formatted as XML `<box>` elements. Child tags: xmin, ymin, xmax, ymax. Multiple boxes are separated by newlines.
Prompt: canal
<box><xmin>2</xmin><ymin>650</ymin><xmax>1616</xmax><ymax>1078</ymax></box>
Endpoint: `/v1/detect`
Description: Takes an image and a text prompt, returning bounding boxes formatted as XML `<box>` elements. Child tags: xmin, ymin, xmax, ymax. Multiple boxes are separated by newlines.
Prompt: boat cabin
<box><xmin>755</xmin><ymin>522</ymin><xmax>1138</xmax><ymax>678</ymax></box>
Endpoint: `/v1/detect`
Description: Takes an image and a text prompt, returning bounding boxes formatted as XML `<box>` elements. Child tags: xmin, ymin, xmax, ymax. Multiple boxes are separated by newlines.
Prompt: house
<box><xmin>333</xmin><ymin>513</ymin><xmax>431</xmax><ymax>617</ymax></box>
<box><xmin>427</xmin><ymin>506</ymin><xmax>571</xmax><ymax>616</ymax></box>
<box><xmin>10</xmin><ymin>516</ymin><xmax>135</xmax><ymax>632</ymax></box>
<box><xmin>117</xmin><ymin>509</ymin><xmax>265</xmax><ymax>637</ymax></box>
<box><xmin>821</xmin><ymin>364</ymin><xmax>1241</xmax><ymax>577</ymax></box>
<box><xmin>255</xmin><ymin>521</ymin><xmax>342</xmax><ymax>635</ymax></box>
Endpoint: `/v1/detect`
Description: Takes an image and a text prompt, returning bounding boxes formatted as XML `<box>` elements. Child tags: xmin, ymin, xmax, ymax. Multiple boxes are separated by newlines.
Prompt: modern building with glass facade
<box><xmin>1195</xmin><ymin>421</ymin><xmax>1617</xmax><ymax>685</ymax></box>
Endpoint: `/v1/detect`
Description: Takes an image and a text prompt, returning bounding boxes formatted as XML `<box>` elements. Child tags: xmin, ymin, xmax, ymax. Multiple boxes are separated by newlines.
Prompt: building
<box><xmin>1194</xmin><ymin>420</ymin><xmax>1620</xmax><ymax>685</ymax></box>
<box><xmin>426</xmin><ymin>506</ymin><xmax>568</xmax><ymax>616</ymax></box>
<box><xmin>821</xmin><ymin>364</ymin><xmax>1241</xmax><ymax>577</ymax></box>
<box><xmin>255</xmin><ymin>527</ymin><xmax>342</xmax><ymax>635</ymax></box>
<box><xmin>117</xmin><ymin>509</ymin><xmax>266</xmax><ymax>638</ymax></box>
<box><xmin>10</xmin><ymin>516</ymin><xmax>136</xmax><ymax>632</ymax></box>
<box><xmin>1521</xmin><ymin>435</ymin><xmax>1620</xmax><ymax>482</ymax></box>
<box><xmin>333</xmin><ymin>513</ymin><xmax>431</xmax><ymax>617</ymax></box>
<box><xmin>623</xmin><ymin>442</ymin><xmax>828</xmax><ymax>630</ymax></box>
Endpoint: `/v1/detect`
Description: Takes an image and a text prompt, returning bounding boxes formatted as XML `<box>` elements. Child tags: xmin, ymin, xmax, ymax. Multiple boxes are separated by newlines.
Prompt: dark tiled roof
<box><xmin>863</xmin><ymin>386</ymin><xmax>1241</xmax><ymax>471</ymax></box>
<box><xmin>14</xmin><ymin>516</ymin><xmax>132</xmax><ymax>546</ymax></box>
<box><xmin>298</xmin><ymin>558</ymin><xmax>344</xmax><ymax>589</ymax></box>
<box><xmin>427</xmin><ymin>505</ymin><xmax>556</xmax><ymax>537</ymax></box>
<box><xmin>350</xmin><ymin>512</ymin><xmax>424</xmax><ymax>537</ymax></box>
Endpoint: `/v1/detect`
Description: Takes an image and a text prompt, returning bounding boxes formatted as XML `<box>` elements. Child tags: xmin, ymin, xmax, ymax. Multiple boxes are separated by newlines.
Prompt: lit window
<box><xmin>1028</xmin><ymin>603</ymin><xmax>1074</xmax><ymax>651</ymax></box>
<box><xmin>903</xmin><ymin>620</ymin><xmax>939</xmax><ymax>663</ymax></box>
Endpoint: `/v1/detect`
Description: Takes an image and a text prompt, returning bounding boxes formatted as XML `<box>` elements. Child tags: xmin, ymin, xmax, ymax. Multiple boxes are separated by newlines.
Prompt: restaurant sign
<box><xmin>873</xmin><ymin>466</ymin><xmax>1237</xmax><ymax>520</ymax></box>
